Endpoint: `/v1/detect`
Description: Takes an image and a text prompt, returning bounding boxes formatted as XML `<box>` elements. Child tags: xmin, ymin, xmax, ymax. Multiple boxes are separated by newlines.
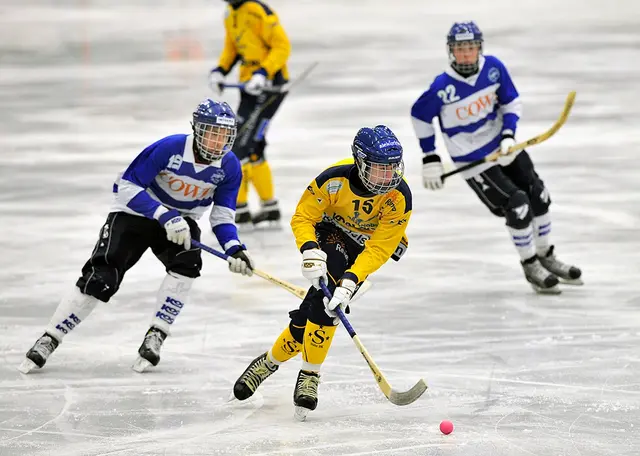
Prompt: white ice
<box><xmin>1</xmin><ymin>0</ymin><xmax>640</xmax><ymax>455</ymax></box>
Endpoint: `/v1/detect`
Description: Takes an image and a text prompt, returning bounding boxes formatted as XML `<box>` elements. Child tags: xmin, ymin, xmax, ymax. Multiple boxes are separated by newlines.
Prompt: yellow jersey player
<box><xmin>209</xmin><ymin>0</ymin><xmax>291</xmax><ymax>230</ymax></box>
<box><xmin>231</xmin><ymin>125</ymin><xmax>412</xmax><ymax>418</ymax></box>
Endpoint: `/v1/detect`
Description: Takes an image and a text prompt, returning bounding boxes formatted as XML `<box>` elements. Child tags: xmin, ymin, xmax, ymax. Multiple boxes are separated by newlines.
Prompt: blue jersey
<box><xmin>112</xmin><ymin>134</ymin><xmax>243</xmax><ymax>252</ymax></box>
<box><xmin>411</xmin><ymin>55</ymin><xmax>522</xmax><ymax>177</ymax></box>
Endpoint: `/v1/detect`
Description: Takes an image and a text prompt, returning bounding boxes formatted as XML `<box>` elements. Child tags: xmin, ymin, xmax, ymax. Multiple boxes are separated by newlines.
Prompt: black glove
<box><xmin>227</xmin><ymin>249</ymin><xmax>255</xmax><ymax>276</ymax></box>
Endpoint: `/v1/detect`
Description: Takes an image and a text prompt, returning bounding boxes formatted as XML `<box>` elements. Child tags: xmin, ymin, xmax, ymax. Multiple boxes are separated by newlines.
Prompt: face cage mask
<box><xmin>356</xmin><ymin>157</ymin><xmax>405</xmax><ymax>195</ymax></box>
<box><xmin>448</xmin><ymin>40</ymin><xmax>483</xmax><ymax>76</ymax></box>
<box><xmin>193</xmin><ymin>122</ymin><xmax>237</xmax><ymax>162</ymax></box>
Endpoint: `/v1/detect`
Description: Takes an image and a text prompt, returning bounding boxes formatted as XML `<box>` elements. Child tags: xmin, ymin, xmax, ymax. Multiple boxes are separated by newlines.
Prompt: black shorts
<box><xmin>232</xmin><ymin>91</ymin><xmax>287</xmax><ymax>163</ymax></box>
<box><xmin>466</xmin><ymin>151</ymin><xmax>551</xmax><ymax>219</ymax></box>
<box><xmin>288</xmin><ymin>223</ymin><xmax>364</xmax><ymax>330</ymax></box>
<box><xmin>76</xmin><ymin>212</ymin><xmax>202</xmax><ymax>302</ymax></box>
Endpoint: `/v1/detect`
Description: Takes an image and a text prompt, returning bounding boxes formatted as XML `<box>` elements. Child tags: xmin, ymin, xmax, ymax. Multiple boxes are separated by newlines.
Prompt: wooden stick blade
<box><xmin>388</xmin><ymin>378</ymin><xmax>428</xmax><ymax>406</ymax></box>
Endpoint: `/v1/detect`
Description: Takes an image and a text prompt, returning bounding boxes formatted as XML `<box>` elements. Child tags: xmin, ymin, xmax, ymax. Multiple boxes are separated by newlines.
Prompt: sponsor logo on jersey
<box><xmin>384</xmin><ymin>198</ymin><xmax>397</xmax><ymax>212</ymax></box>
<box><xmin>210</xmin><ymin>169</ymin><xmax>226</xmax><ymax>184</ymax></box>
<box><xmin>322</xmin><ymin>214</ymin><xmax>371</xmax><ymax>246</ymax></box>
<box><xmin>158</xmin><ymin>171</ymin><xmax>214</xmax><ymax>199</ymax></box>
<box><xmin>347</xmin><ymin>211</ymin><xmax>379</xmax><ymax>231</ymax></box>
<box><xmin>488</xmin><ymin>67</ymin><xmax>500</xmax><ymax>83</ymax></box>
<box><xmin>455</xmin><ymin>92</ymin><xmax>497</xmax><ymax>120</ymax></box>
<box><xmin>326</xmin><ymin>180</ymin><xmax>342</xmax><ymax>195</ymax></box>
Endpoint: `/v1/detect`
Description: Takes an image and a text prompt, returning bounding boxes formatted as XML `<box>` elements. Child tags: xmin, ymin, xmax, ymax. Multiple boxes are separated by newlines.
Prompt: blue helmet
<box><xmin>447</xmin><ymin>21</ymin><xmax>484</xmax><ymax>76</ymax></box>
<box><xmin>192</xmin><ymin>98</ymin><xmax>237</xmax><ymax>162</ymax></box>
<box><xmin>351</xmin><ymin>125</ymin><xmax>404</xmax><ymax>195</ymax></box>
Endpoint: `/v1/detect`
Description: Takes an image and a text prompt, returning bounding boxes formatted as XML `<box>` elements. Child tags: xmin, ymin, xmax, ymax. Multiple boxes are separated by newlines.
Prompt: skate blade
<box><xmin>236</xmin><ymin>223</ymin><xmax>254</xmax><ymax>234</ymax></box>
<box><xmin>560</xmin><ymin>277</ymin><xmax>584</xmax><ymax>286</ymax></box>
<box><xmin>531</xmin><ymin>284</ymin><xmax>562</xmax><ymax>295</ymax></box>
<box><xmin>17</xmin><ymin>359</ymin><xmax>38</xmax><ymax>374</ymax></box>
<box><xmin>293</xmin><ymin>406</ymin><xmax>310</xmax><ymax>422</ymax></box>
<box><xmin>252</xmin><ymin>221</ymin><xmax>282</xmax><ymax>231</ymax></box>
<box><xmin>132</xmin><ymin>357</ymin><xmax>152</xmax><ymax>373</ymax></box>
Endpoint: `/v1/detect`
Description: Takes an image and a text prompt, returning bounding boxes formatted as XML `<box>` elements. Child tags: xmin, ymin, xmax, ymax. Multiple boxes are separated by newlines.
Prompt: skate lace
<box><xmin>243</xmin><ymin>357</ymin><xmax>276</xmax><ymax>392</ymax></box>
<box><xmin>34</xmin><ymin>336</ymin><xmax>56</xmax><ymax>358</ymax></box>
<box><xmin>296</xmin><ymin>373</ymin><xmax>319</xmax><ymax>399</ymax></box>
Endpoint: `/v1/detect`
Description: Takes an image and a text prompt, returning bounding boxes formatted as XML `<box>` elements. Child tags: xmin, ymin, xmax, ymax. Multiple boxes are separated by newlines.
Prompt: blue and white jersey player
<box><xmin>411</xmin><ymin>21</ymin><xmax>582</xmax><ymax>294</ymax></box>
<box><xmin>20</xmin><ymin>99</ymin><xmax>255</xmax><ymax>374</ymax></box>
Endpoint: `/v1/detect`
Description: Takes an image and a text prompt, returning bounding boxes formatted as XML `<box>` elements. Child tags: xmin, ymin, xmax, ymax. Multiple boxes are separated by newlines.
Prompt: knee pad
<box><xmin>167</xmin><ymin>250</ymin><xmax>202</xmax><ymax>279</ymax></box>
<box><xmin>504</xmin><ymin>190</ymin><xmax>533</xmax><ymax>229</ymax></box>
<box><xmin>76</xmin><ymin>267</ymin><xmax>119</xmax><ymax>302</ymax></box>
<box><xmin>529</xmin><ymin>179</ymin><xmax>551</xmax><ymax>216</ymax></box>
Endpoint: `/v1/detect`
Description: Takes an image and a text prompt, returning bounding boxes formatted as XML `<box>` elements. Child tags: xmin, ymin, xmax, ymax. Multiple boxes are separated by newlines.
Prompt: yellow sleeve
<box><xmin>218</xmin><ymin>20</ymin><xmax>238</xmax><ymax>73</ymax></box>
<box><xmin>290</xmin><ymin>178</ymin><xmax>330</xmax><ymax>251</ymax></box>
<box><xmin>256</xmin><ymin>11</ymin><xmax>291</xmax><ymax>78</ymax></box>
<box><xmin>347</xmin><ymin>189</ymin><xmax>412</xmax><ymax>282</ymax></box>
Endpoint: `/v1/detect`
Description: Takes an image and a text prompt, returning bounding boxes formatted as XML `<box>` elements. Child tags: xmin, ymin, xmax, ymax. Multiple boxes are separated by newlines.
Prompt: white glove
<box><xmin>244</xmin><ymin>71</ymin><xmax>267</xmax><ymax>96</ymax></box>
<box><xmin>500</xmin><ymin>135</ymin><xmax>517</xmax><ymax>156</ymax></box>
<box><xmin>208</xmin><ymin>69</ymin><xmax>225</xmax><ymax>94</ymax></box>
<box><xmin>227</xmin><ymin>249</ymin><xmax>254</xmax><ymax>277</ymax></box>
<box><xmin>324</xmin><ymin>279</ymin><xmax>357</xmax><ymax>324</ymax></box>
<box><xmin>163</xmin><ymin>215</ymin><xmax>191</xmax><ymax>250</ymax></box>
<box><xmin>422</xmin><ymin>161</ymin><xmax>444</xmax><ymax>190</ymax></box>
<box><xmin>301</xmin><ymin>248</ymin><xmax>327</xmax><ymax>290</ymax></box>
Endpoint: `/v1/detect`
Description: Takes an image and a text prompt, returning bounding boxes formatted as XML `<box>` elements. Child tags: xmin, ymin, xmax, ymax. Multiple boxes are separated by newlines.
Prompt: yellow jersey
<box><xmin>291</xmin><ymin>159</ymin><xmax>412</xmax><ymax>283</ymax></box>
<box><xmin>218</xmin><ymin>1</ymin><xmax>291</xmax><ymax>84</ymax></box>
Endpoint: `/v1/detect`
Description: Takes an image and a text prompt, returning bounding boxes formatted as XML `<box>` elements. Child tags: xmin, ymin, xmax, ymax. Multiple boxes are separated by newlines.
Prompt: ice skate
<box><xmin>538</xmin><ymin>246</ymin><xmax>583</xmax><ymax>285</ymax></box>
<box><xmin>235</xmin><ymin>203</ymin><xmax>254</xmax><ymax>233</ymax></box>
<box><xmin>132</xmin><ymin>327</ymin><xmax>167</xmax><ymax>373</ymax></box>
<box><xmin>252</xmin><ymin>200</ymin><xmax>281</xmax><ymax>230</ymax></box>
<box><xmin>293</xmin><ymin>370</ymin><xmax>320</xmax><ymax>421</ymax></box>
<box><xmin>521</xmin><ymin>256</ymin><xmax>561</xmax><ymax>295</ymax></box>
<box><xmin>18</xmin><ymin>333</ymin><xmax>60</xmax><ymax>374</ymax></box>
<box><xmin>233</xmin><ymin>352</ymin><xmax>279</xmax><ymax>400</ymax></box>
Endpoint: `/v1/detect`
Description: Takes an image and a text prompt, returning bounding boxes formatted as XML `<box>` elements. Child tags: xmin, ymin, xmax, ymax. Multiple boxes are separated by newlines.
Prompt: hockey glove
<box><xmin>244</xmin><ymin>69</ymin><xmax>267</xmax><ymax>96</ymax></box>
<box><xmin>301</xmin><ymin>248</ymin><xmax>327</xmax><ymax>290</ymax></box>
<box><xmin>324</xmin><ymin>278</ymin><xmax>356</xmax><ymax>325</ymax></box>
<box><xmin>208</xmin><ymin>67</ymin><xmax>225</xmax><ymax>95</ymax></box>
<box><xmin>161</xmin><ymin>211</ymin><xmax>191</xmax><ymax>250</ymax></box>
<box><xmin>227</xmin><ymin>248</ymin><xmax>255</xmax><ymax>277</ymax></box>
<box><xmin>422</xmin><ymin>155</ymin><xmax>444</xmax><ymax>190</ymax></box>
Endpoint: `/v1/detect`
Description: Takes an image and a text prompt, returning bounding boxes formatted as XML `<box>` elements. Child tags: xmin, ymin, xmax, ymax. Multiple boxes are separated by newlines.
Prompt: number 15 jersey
<box><xmin>291</xmin><ymin>158</ymin><xmax>412</xmax><ymax>283</ymax></box>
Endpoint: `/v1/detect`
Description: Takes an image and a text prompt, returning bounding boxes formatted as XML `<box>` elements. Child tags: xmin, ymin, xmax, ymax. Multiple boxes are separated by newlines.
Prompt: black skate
<box><xmin>252</xmin><ymin>200</ymin><xmax>281</xmax><ymax>229</ymax></box>
<box><xmin>132</xmin><ymin>327</ymin><xmax>167</xmax><ymax>373</ymax></box>
<box><xmin>18</xmin><ymin>333</ymin><xmax>60</xmax><ymax>374</ymax></box>
<box><xmin>233</xmin><ymin>352</ymin><xmax>279</xmax><ymax>400</ymax></box>
<box><xmin>538</xmin><ymin>246</ymin><xmax>583</xmax><ymax>285</ymax></box>
<box><xmin>235</xmin><ymin>203</ymin><xmax>253</xmax><ymax>233</ymax></box>
<box><xmin>522</xmin><ymin>256</ymin><xmax>561</xmax><ymax>295</ymax></box>
<box><xmin>293</xmin><ymin>370</ymin><xmax>320</xmax><ymax>421</ymax></box>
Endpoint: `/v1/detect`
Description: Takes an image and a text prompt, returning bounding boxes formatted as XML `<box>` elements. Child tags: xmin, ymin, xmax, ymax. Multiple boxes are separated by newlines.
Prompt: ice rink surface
<box><xmin>1</xmin><ymin>0</ymin><xmax>640</xmax><ymax>454</ymax></box>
